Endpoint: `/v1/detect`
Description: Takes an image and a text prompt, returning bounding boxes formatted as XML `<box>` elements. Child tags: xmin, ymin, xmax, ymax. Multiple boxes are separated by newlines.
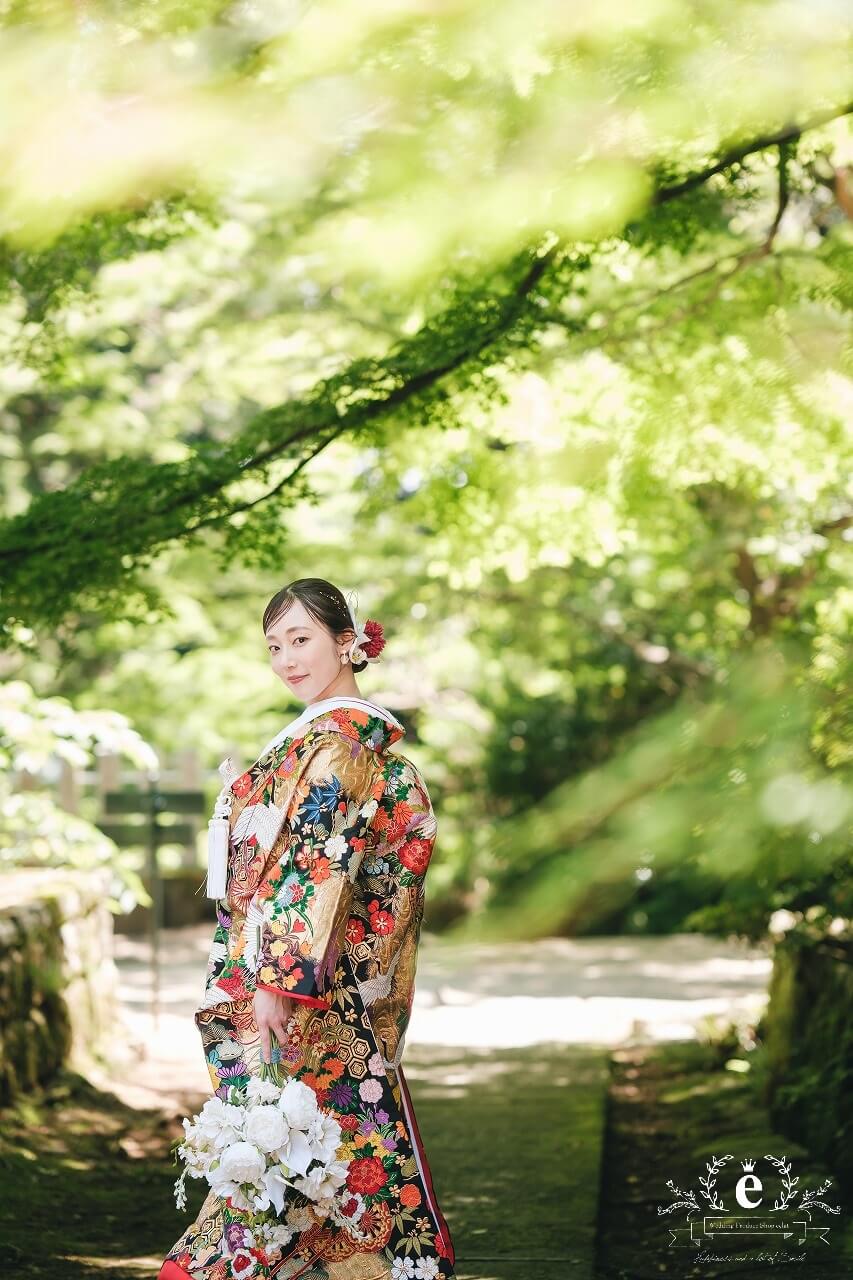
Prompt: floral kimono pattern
<box><xmin>159</xmin><ymin>703</ymin><xmax>456</xmax><ymax>1280</ymax></box>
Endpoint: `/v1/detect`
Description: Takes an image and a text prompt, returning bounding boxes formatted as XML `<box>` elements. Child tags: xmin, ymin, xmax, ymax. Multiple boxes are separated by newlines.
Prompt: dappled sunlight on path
<box><xmin>104</xmin><ymin>927</ymin><xmax>771</xmax><ymax>1101</ymax></box>
<box><xmin>410</xmin><ymin>931</ymin><xmax>771</xmax><ymax>1048</ymax></box>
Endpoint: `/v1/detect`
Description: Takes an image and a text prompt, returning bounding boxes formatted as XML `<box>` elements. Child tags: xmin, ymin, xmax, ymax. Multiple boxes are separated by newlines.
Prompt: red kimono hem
<box><xmin>158</xmin><ymin>1262</ymin><xmax>192</xmax><ymax>1280</ymax></box>
<box><xmin>398</xmin><ymin>1064</ymin><xmax>456</xmax><ymax>1267</ymax></box>
<box><xmin>255</xmin><ymin>982</ymin><xmax>329</xmax><ymax>1008</ymax></box>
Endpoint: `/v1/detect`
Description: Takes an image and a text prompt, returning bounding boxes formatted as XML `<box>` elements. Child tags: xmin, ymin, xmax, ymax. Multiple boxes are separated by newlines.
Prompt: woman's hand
<box><xmin>254</xmin><ymin>987</ymin><xmax>294</xmax><ymax>1064</ymax></box>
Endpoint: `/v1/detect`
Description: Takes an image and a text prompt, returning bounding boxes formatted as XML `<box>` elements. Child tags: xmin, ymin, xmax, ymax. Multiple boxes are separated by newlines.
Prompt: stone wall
<box><xmin>0</xmin><ymin>868</ymin><xmax>119</xmax><ymax>1104</ymax></box>
<box><xmin>760</xmin><ymin>934</ymin><xmax>853</xmax><ymax>1194</ymax></box>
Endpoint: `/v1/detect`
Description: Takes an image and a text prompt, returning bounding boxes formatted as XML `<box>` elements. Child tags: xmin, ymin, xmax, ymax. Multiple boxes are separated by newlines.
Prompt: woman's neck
<box><xmin>310</xmin><ymin>671</ymin><xmax>362</xmax><ymax>702</ymax></box>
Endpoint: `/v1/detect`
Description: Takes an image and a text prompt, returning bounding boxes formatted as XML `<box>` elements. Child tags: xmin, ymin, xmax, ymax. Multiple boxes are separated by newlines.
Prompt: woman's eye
<box><xmin>294</xmin><ymin>637</ymin><xmax>306</xmax><ymax>645</ymax></box>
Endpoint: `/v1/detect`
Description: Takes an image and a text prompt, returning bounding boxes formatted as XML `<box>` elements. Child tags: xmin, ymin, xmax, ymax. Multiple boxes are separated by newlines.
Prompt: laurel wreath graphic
<box><xmin>657</xmin><ymin>1152</ymin><xmax>842</xmax><ymax>1224</ymax></box>
<box><xmin>763</xmin><ymin>1153</ymin><xmax>798</xmax><ymax>1211</ymax></box>
<box><xmin>657</xmin><ymin>1154</ymin><xmax>734</xmax><ymax>1218</ymax></box>
<box><xmin>762</xmin><ymin>1158</ymin><xmax>842</xmax><ymax>1218</ymax></box>
<box><xmin>698</xmin><ymin>1153</ymin><xmax>733</xmax><ymax>1211</ymax></box>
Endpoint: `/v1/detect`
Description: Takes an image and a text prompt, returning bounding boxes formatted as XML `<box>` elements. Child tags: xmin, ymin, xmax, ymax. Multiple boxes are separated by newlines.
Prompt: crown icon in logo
<box><xmin>741</xmin><ymin>1159</ymin><xmax>756</xmax><ymax>1172</ymax></box>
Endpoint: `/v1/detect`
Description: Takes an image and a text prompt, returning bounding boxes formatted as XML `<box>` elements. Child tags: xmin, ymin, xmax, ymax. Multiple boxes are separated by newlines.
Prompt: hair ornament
<box><xmin>344</xmin><ymin>589</ymin><xmax>386</xmax><ymax>664</ymax></box>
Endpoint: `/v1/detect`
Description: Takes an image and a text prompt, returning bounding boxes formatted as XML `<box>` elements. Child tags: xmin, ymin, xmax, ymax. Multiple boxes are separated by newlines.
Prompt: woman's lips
<box><xmin>289</xmin><ymin>675</ymin><xmax>308</xmax><ymax>683</ymax></box>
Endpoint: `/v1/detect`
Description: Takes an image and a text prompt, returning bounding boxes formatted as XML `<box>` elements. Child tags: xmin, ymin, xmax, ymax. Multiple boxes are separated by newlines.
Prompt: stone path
<box><xmin>93</xmin><ymin>927</ymin><xmax>772</xmax><ymax>1280</ymax></box>
<box><xmin>103</xmin><ymin>926</ymin><xmax>772</xmax><ymax>1102</ymax></box>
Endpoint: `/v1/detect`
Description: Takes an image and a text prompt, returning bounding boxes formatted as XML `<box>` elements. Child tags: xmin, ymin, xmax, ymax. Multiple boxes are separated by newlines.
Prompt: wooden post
<box><xmin>176</xmin><ymin>749</ymin><xmax>202</xmax><ymax>867</ymax></box>
<box><xmin>58</xmin><ymin>758</ymin><xmax>79</xmax><ymax>814</ymax></box>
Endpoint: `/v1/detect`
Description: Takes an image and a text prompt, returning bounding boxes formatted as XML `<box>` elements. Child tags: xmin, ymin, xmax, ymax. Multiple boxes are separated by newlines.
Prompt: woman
<box><xmin>159</xmin><ymin>578</ymin><xmax>457</xmax><ymax>1280</ymax></box>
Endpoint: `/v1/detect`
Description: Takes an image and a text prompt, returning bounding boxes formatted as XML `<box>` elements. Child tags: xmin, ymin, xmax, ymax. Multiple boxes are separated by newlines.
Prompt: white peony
<box><xmin>245</xmin><ymin>1104</ymin><xmax>289</xmax><ymax>1154</ymax></box>
<box><xmin>217</xmin><ymin>1140</ymin><xmax>266</xmax><ymax>1187</ymax></box>
<box><xmin>246</xmin><ymin>1077</ymin><xmax>281</xmax><ymax>1104</ymax></box>
<box><xmin>294</xmin><ymin>1163</ymin><xmax>346</xmax><ymax>1202</ymax></box>
<box><xmin>278</xmin><ymin>1078</ymin><xmax>319</xmax><ymax>1129</ymax></box>
<box><xmin>197</xmin><ymin>1098</ymin><xmax>246</xmax><ymax>1150</ymax></box>
<box><xmin>306</xmin><ymin>1111</ymin><xmax>344</xmax><ymax>1163</ymax></box>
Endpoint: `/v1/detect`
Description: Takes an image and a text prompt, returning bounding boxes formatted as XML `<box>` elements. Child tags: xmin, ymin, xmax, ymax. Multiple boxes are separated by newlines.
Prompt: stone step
<box><xmin>401</xmin><ymin>1042</ymin><xmax>612</xmax><ymax>1280</ymax></box>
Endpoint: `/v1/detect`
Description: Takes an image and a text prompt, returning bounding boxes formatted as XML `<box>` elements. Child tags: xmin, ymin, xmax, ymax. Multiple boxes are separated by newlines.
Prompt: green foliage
<box><xmin>444</xmin><ymin>645</ymin><xmax>851</xmax><ymax>942</ymax></box>
<box><xmin>0</xmin><ymin>680</ymin><xmax>154</xmax><ymax>911</ymax></box>
<box><xmin>0</xmin><ymin>2</ymin><xmax>850</xmax><ymax>944</ymax></box>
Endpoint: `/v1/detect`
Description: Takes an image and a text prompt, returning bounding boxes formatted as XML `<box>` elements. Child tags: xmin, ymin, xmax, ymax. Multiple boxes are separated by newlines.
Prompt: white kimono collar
<box><xmin>256</xmin><ymin>695</ymin><xmax>405</xmax><ymax>760</ymax></box>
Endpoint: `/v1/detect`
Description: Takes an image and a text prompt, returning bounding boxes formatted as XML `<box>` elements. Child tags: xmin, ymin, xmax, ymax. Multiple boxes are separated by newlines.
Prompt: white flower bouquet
<box><xmin>174</xmin><ymin>1074</ymin><xmax>356</xmax><ymax>1277</ymax></box>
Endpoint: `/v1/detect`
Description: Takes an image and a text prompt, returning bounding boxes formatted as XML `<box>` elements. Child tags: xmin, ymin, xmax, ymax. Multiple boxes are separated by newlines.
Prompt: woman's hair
<box><xmin>262</xmin><ymin>578</ymin><xmax>368</xmax><ymax>674</ymax></box>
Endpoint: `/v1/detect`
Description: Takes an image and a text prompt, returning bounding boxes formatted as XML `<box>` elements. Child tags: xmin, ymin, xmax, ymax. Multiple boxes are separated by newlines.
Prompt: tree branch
<box><xmin>651</xmin><ymin>101</ymin><xmax>852</xmax><ymax>207</ymax></box>
<box><xmin>2</xmin><ymin>96</ymin><xmax>852</xmax><ymax>635</ymax></box>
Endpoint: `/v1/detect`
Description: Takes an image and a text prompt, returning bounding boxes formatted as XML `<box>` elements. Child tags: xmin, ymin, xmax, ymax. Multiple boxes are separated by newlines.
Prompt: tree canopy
<box><xmin>1</xmin><ymin>0</ymin><xmax>851</xmax><ymax>942</ymax></box>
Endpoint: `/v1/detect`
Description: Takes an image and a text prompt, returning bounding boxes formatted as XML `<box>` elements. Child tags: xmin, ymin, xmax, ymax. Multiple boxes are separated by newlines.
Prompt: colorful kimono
<box><xmin>159</xmin><ymin>697</ymin><xmax>456</xmax><ymax>1280</ymax></box>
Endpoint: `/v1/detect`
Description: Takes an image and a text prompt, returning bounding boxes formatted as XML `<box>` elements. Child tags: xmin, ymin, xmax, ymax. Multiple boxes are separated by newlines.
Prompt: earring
<box><xmin>340</xmin><ymin>653</ymin><xmax>348</xmax><ymax>664</ymax></box>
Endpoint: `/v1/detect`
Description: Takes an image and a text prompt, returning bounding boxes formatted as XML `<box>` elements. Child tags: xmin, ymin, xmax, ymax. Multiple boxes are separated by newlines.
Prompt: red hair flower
<box><xmin>362</xmin><ymin>619</ymin><xmax>386</xmax><ymax>659</ymax></box>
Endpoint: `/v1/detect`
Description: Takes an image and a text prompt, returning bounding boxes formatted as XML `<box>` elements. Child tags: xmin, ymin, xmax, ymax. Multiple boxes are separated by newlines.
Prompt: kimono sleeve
<box><xmin>254</xmin><ymin>735</ymin><xmax>374</xmax><ymax>1008</ymax></box>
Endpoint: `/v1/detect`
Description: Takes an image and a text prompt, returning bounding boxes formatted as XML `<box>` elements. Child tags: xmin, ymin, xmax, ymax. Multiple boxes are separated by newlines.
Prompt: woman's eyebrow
<box><xmin>265</xmin><ymin>626</ymin><xmax>312</xmax><ymax>639</ymax></box>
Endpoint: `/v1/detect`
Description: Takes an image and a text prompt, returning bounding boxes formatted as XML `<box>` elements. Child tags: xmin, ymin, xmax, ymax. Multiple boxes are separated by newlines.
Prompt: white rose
<box><xmin>278</xmin><ymin>1079</ymin><xmax>319</xmax><ymax>1129</ymax></box>
<box><xmin>217</xmin><ymin>1141</ymin><xmax>266</xmax><ymax>1186</ymax></box>
<box><xmin>245</xmin><ymin>1105</ymin><xmax>289</xmax><ymax>1154</ymax></box>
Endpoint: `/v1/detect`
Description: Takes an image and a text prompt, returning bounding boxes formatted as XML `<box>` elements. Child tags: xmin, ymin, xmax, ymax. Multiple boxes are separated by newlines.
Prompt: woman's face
<box><xmin>265</xmin><ymin>598</ymin><xmax>352</xmax><ymax>703</ymax></box>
